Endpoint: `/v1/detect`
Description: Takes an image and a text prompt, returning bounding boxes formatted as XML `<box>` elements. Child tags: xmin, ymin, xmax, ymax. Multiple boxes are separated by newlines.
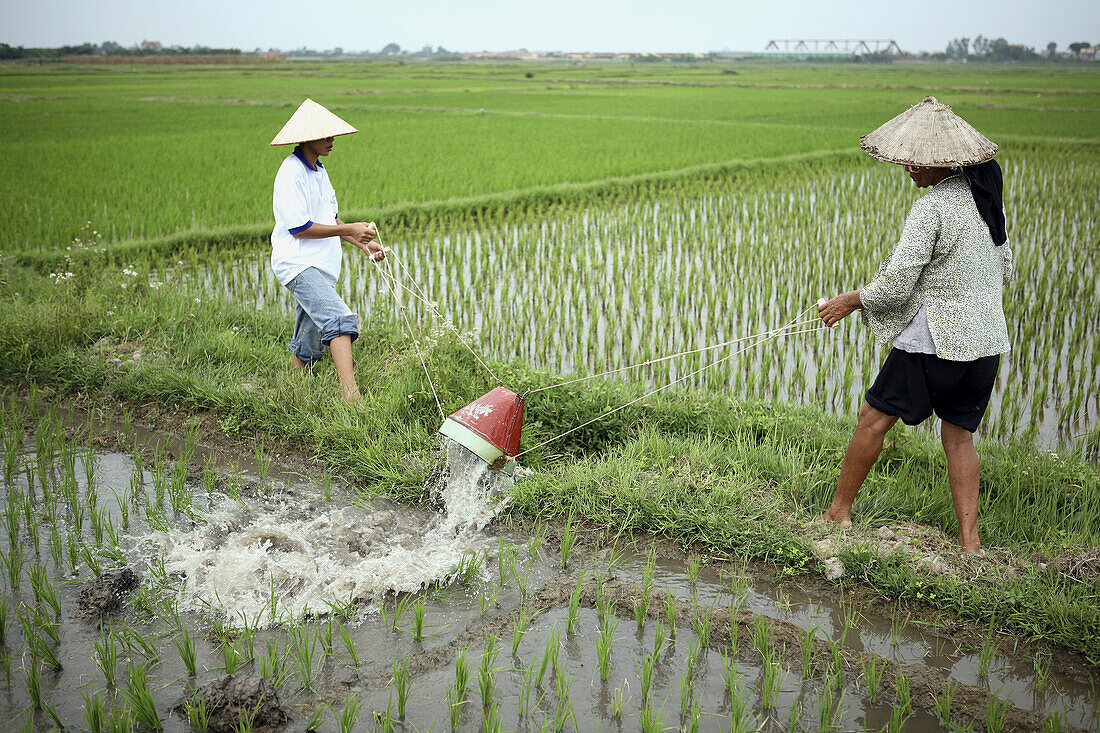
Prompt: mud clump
<box><xmin>191</xmin><ymin>675</ymin><xmax>288</xmax><ymax>733</ymax></box>
<box><xmin>74</xmin><ymin>567</ymin><xmax>139</xmax><ymax>621</ymax></box>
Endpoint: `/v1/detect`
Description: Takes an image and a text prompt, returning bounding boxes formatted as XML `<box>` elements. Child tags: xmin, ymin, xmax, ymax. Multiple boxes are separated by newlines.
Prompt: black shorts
<box><xmin>865</xmin><ymin>349</ymin><xmax>1000</xmax><ymax>432</ymax></box>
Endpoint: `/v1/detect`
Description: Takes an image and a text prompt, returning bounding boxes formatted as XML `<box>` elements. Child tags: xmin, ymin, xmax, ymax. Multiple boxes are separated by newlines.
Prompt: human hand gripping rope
<box><xmin>367</xmin><ymin>226</ymin><xmax>831</xmax><ymax>470</ymax></box>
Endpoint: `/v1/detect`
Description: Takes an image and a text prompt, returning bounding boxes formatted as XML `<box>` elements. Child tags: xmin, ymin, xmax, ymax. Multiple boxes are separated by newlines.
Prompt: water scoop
<box><xmin>438</xmin><ymin>387</ymin><xmax>525</xmax><ymax>474</ymax></box>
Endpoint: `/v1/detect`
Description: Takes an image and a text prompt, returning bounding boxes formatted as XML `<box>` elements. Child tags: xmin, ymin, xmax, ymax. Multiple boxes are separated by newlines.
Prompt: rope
<box><xmin>367</xmin><ymin>245</ymin><xmax>445</xmax><ymax>420</ymax></box>
<box><xmin>529</xmin><ymin>313</ymin><xmax>821</xmax><ymax>393</ymax></box>
<box><xmin>514</xmin><ymin>308</ymin><xmax>825</xmax><ymax>458</ymax></box>
<box><xmin>372</xmin><ymin>227</ymin><xmax>504</xmax><ymax>386</ymax></box>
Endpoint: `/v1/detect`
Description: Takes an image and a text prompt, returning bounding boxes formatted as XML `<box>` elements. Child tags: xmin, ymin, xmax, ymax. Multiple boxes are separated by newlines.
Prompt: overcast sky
<box><xmin>4</xmin><ymin>0</ymin><xmax>1098</xmax><ymax>54</ymax></box>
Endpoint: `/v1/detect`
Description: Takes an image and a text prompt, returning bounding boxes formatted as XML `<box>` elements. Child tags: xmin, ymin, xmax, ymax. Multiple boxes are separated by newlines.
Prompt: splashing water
<box><xmin>138</xmin><ymin>438</ymin><xmax>513</xmax><ymax>625</ymax></box>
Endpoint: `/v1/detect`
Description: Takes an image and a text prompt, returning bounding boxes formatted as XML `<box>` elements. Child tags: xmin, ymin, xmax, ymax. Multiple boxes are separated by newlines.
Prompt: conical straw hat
<box><xmin>269</xmin><ymin>98</ymin><xmax>358</xmax><ymax>146</ymax></box>
<box><xmin>860</xmin><ymin>96</ymin><xmax>997</xmax><ymax>167</ymax></box>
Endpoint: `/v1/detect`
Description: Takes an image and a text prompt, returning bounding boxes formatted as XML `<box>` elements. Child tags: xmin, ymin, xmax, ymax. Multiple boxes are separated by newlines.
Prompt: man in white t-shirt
<box><xmin>269</xmin><ymin>99</ymin><xmax>385</xmax><ymax>401</ymax></box>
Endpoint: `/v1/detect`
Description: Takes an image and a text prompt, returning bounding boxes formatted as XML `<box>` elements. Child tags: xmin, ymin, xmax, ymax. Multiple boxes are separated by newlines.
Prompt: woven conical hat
<box><xmin>860</xmin><ymin>96</ymin><xmax>997</xmax><ymax>167</ymax></box>
<box><xmin>269</xmin><ymin>98</ymin><xmax>357</xmax><ymax>146</ymax></box>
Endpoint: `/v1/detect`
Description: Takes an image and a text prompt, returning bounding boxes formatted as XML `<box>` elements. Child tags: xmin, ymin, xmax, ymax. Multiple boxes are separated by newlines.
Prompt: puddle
<box><xmin>614</xmin><ymin>553</ymin><xmax>1099</xmax><ymax>730</ymax></box>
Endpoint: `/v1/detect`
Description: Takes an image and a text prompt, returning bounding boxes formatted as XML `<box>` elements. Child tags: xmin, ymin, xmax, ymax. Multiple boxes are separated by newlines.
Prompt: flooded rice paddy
<box><xmin>191</xmin><ymin>157</ymin><xmax>1099</xmax><ymax>453</ymax></box>
<box><xmin>1</xmin><ymin>402</ymin><xmax>1096</xmax><ymax>731</ymax></box>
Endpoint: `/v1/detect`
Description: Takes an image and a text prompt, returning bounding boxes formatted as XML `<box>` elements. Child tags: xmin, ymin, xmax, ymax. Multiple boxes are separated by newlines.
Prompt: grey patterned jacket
<box><xmin>860</xmin><ymin>175</ymin><xmax>1012</xmax><ymax>362</ymax></box>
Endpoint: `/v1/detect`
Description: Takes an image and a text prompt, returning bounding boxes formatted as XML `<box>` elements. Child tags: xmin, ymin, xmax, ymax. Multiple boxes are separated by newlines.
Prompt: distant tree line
<box><xmin>0</xmin><ymin>41</ymin><xmax>241</xmax><ymax>60</ymax></box>
<box><xmin>939</xmin><ymin>36</ymin><xmax>1093</xmax><ymax>61</ymax></box>
<box><xmin>282</xmin><ymin>43</ymin><xmax>460</xmax><ymax>59</ymax></box>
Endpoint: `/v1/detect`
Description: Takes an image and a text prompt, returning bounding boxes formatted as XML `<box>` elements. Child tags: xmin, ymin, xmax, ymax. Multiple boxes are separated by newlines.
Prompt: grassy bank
<box><xmin>2</xmin><ymin>256</ymin><xmax>1097</xmax><ymax>664</ymax></box>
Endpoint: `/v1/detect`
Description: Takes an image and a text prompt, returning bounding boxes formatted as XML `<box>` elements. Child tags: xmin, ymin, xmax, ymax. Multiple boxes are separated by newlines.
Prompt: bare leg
<box><xmin>291</xmin><ymin>353</ymin><xmax>308</xmax><ymax>370</ymax></box>
<box><xmin>821</xmin><ymin>402</ymin><xmax>898</xmax><ymax>525</ymax></box>
<box><xmin>328</xmin><ymin>335</ymin><xmax>361</xmax><ymax>402</ymax></box>
<box><xmin>941</xmin><ymin>421</ymin><xmax>981</xmax><ymax>552</ymax></box>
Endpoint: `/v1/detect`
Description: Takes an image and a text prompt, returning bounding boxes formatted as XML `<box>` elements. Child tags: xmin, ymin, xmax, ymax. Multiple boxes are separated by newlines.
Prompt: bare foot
<box><xmin>960</xmin><ymin>539</ymin><xmax>983</xmax><ymax>555</ymax></box>
<box><xmin>341</xmin><ymin>383</ymin><xmax>362</xmax><ymax>402</ymax></box>
<box><xmin>818</xmin><ymin>510</ymin><xmax>853</xmax><ymax>527</ymax></box>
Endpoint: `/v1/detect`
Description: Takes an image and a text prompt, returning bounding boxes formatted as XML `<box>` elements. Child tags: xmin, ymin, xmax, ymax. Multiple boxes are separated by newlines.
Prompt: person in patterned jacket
<box><xmin>816</xmin><ymin>97</ymin><xmax>1010</xmax><ymax>553</ymax></box>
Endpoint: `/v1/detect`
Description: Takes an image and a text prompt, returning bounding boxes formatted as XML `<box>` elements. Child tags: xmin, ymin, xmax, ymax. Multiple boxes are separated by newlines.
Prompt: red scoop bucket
<box><xmin>438</xmin><ymin>387</ymin><xmax>525</xmax><ymax>473</ymax></box>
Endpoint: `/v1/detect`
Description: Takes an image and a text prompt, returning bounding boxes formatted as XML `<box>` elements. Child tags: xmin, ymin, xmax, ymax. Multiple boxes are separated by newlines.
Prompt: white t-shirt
<box><xmin>270</xmin><ymin>149</ymin><xmax>341</xmax><ymax>285</ymax></box>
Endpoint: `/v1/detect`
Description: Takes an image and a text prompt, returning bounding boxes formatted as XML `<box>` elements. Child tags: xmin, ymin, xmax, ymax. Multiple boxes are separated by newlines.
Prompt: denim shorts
<box><xmin>284</xmin><ymin>267</ymin><xmax>359</xmax><ymax>364</ymax></box>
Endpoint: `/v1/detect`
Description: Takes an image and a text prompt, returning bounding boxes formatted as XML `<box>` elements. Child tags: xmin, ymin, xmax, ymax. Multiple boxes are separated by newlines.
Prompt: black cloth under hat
<box><xmin>962</xmin><ymin>159</ymin><xmax>1007</xmax><ymax>246</ymax></box>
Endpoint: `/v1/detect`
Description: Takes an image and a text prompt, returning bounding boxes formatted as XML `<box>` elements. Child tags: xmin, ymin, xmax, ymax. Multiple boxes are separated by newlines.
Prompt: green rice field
<box><xmin>0</xmin><ymin>59</ymin><xmax>1098</xmax><ymax>732</ymax></box>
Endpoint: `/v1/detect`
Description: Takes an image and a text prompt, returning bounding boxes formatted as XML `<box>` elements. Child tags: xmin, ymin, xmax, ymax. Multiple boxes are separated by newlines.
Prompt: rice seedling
<box><xmin>411</xmin><ymin>597</ymin><xmax>426</xmax><ymax>641</ymax></box>
<box><xmin>633</xmin><ymin>588</ymin><xmax>649</xmax><ymax>629</ymax></box>
<box><xmin>512</xmin><ymin>605</ymin><xmax>537</xmax><ymax>655</ymax></box>
<box><xmin>862</xmin><ymin>655</ymin><xmax>884</xmax><ymax>704</ymax></box>
<box><xmin>610</xmin><ymin>682</ymin><xmax>628</xmax><ymax>718</ymax></box>
<box><xmin>760</xmin><ymin>659</ymin><xmax>781</xmax><ymax>709</ymax></box>
<box><xmin>515</xmin><ymin>561</ymin><xmax>533</xmax><ymax>599</ymax></box>
<box><xmin>818</xmin><ymin>678</ymin><xmax>842</xmax><ymax>731</ymax></box>
<box><xmin>839</xmin><ymin>601</ymin><xmax>860</xmax><ymax>646</ymax></box>
<box><xmin>652</xmin><ymin>618</ymin><xmax>667</xmax><ymax>657</ymax></box>
<box><xmin>28</xmin><ymin>565</ymin><xmax>58</xmax><ymax>618</ymax></box>
<box><xmin>483</xmin><ymin>701</ymin><xmax>503</xmax><ymax>733</ymax></box>
<box><xmin>596</xmin><ymin>614</ymin><xmax>618</xmax><ymax>681</ymax></box>
<box><xmin>0</xmin><ymin>594</ymin><xmax>6</xmax><ymax>646</ymax></box>
<box><xmin>393</xmin><ymin>658</ymin><xmax>411</xmax><ymax>719</ymax></box>
<box><xmin>752</xmin><ymin>617</ymin><xmax>771</xmax><ymax>661</ymax></box>
<box><xmin>567</xmin><ymin>576</ymin><xmax>582</xmax><ymax>634</ymax></box>
<box><xmin>334</xmin><ymin>619</ymin><xmax>359</xmax><ymax>668</ymax></box>
<box><xmin>290</xmin><ymin>625</ymin><xmax>318</xmax><ymax>692</ymax></box>
<box><xmin>25</xmin><ymin>661</ymin><xmax>42</xmax><ymax>710</ymax></box>
<box><xmin>518</xmin><ymin>661</ymin><xmax>537</xmax><ymax>716</ymax></box>
<box><xmin>123</xmin><ymin>663</ymin><xmax>164</xmax><ymax>730</ymax></box>
<box><xmin>453</xmin><ymin>550</ymin><xmax>484</xmax><ymax>587</ymax></box>
<box><xmin>640</xmin><ymin>651</ymin><xmax>655</xmax><ymax>705</ymax></box>
<box><xmin>979</xmin><ymin>629</ymin><xmax>998</xmax><ymax>677</ymax></box>
<box><xmin>1042</xmin><ymin>712</ymin><xmax>1067</xmax><ymax>733</ymax></box>
<box><xmin>4</xmin><ymin>538</ymin><xmax>24</xmax><ymax>588</ymax></box>
<box><xmin>528</xmin><ymin>522</ymin><xmax>546</xmax><ymax>558</ymax></box>
<box><xmin>260</xmin><ymin>635</ymin><xmax>290</xmax><ymax>686</ymax></box>
<box><xmin>553</xmin><ymin>671</ymin><xmax>576</xmax><ymax>732</ymax></box>
<box><xmin>559</xmin><ymin>513</ymin><xmax>577</xmax><ymax>569</ymax></box>
<box><xmin>184</xmin><ymin>692</ymin><xmax>210</xmax><ymax>733</ymax></box>
<box><xmin>933</xmin><ymin>679</ymin><xmax>958</xmax><ymax>724</ymax></box>
<box><xmin>721</xmin><ymin>652</ymin><xmax>739</xmax><ymax>694</ymax></box>
<box><xmin>686</xmin><ymin>555</ymin><xmax>700</xmax><ymax>585</ymax></box>
<box><xmin>1</xmin><ymin>650</ymin><xmax>10</xmax><ymax>688</ymax></box>
<box><xmin>987</xmin><ymin>694</ymin><xmax>1010</xmax><ymax>733</ymax></box>
<box><xmin>896</xmin><ymin>670</ymin><xmax>913</xmax><ymax>717</ymax></box>
<box><xmin>175</xmin><ymin>627</ymin><xmax>197</xmax><ymax>676</ymax></box>
<box><xmin>665</xmin><ymin>589</ymin><xmax>677</xmax><ymax>638</ymax></box>
<box><xmin>391</xmin><ymin>593</ymin><xmax>412</xmax><ymax>632</ymax></box>
<box><xmin>535</xmin><ymin>632</ymin><xmax>553</xmax><ymax>688</ymax></box>
<box><xmin>692</xmin><ymin>606</ymin><xmax>712</xmax><ymax>647</ymax></box>
<box><xmin>447</xmin><ymin>685</ymin><xmax>463</xmax><ymax>732</ymax></box>
<box><xmin>455</xmin><ymin>647</ymin><xmax>470</xmax><ymax>697</ymax></box>
<box><xmin>640</xmin><ymin>700</ymin><xmax>665</xmax><ymax>733</ymax></box>
<box><xmin>685</xmin><ymin>638</ymin><xmax>700</xmax><ymax>679</ymax></box>
<box><xmin>478</xmin><ymin>634</ymin><xmax>498</xmax><ymax>706</ymax></box>
<box><xmin>496</xmin><ymin>538</ymin><xmax>511</xmax><ymax>588</ymax></box>
<box><xmin>478</xmin><ymin>586</ymin><xmax>499</xmax><ymax>616</ymax></box>
<box><xmin>221</xmin><ymin>633</ymin><xmax>241</xmax><ymax>674</ymax></box>
<box><xmin>1031</xmin><ymin>653</ymin><xmax>1051</xmax><ymax>693</ymax></box>
<box><xmin>83</xmin><ymin>690</ymin><xmax>107</xmax><ymax>733</ymax></box>
<box><xmin>680</xmin><ymin>671</ymin><xmax>693</xmax><ymax>717</ymax></box>
<box><xmin>884</xmin><ymin>705</ymin><xmax>908</xmax><ymax>733</ymax></box>
<box><xmin>374</xmin><ymin>698</ymin><xmax>396</xmax><ymax>733</ymax></box>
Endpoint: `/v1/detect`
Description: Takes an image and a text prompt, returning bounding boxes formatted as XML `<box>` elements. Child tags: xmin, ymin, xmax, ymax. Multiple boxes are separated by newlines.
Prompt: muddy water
<box><xmin>0</xmin><ymin>415</ymin><xmax>1096</xmax><ymax>731</ymax></box>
